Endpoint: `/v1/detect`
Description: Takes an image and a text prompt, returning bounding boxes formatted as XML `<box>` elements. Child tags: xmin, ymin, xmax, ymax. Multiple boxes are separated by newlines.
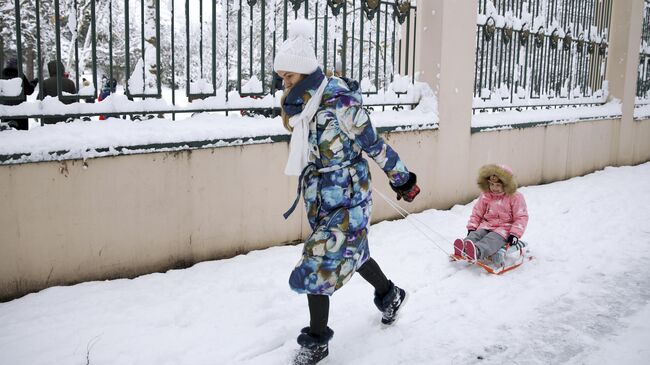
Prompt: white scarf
<box><xmin>284</xmin><ymin>78</ymin><xmax>329</xmax><ymax>176</ymax></box>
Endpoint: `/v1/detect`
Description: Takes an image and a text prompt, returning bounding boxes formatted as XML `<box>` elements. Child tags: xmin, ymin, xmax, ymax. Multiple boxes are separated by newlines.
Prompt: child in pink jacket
<box><xmin>454</xmin><ymin>164</ymin><xmax>529</xmax><ymax>263</ymax></box>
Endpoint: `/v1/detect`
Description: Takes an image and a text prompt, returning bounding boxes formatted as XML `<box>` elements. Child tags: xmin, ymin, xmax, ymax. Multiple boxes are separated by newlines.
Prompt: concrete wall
<box><xmin>0</xmin><ymin>129</ymin><xmax>439</xmax><ymax>301</ymax></box>
<box><xmin>1</xmin><ymin>0</ymin><xmax>650</xmax><ymax>301</ymax></box>
<box><xmin>0</xmin><ymin>144</ymin><xmax>304</xmax><ymax>300</ymax></box>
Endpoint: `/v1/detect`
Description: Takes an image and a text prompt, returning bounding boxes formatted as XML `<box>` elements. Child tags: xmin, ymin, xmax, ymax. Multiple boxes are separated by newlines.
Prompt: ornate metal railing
<box><xmin>473</xmin><ymin>0</ymin><xmax>612</xmax><ymax>111</ymax></box>
<box><xmin>0</xmin><ymin>0</ymin><xmax>418</xmax><ymax>121</ymax></box>
<box><xmin>637</xmin><ymin>0</ymin><xmax>650</xmax><ymax>104</ymax></box>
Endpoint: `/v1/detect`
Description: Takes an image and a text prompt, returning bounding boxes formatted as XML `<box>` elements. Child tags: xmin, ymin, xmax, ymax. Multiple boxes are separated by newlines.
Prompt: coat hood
<box><xmin>477</xmin><ymin>164</ymin><xmax>518</xmax><ymax>195</ymax></box>
<box><xmin>47</xmin><ymin>61</ymin><xmax>65</xmax><ymax>77</ymax></box>
<box><xmin>322</xmin><ymin>76</ymin><xmax>362</xmax><ymax>107</ymax></box>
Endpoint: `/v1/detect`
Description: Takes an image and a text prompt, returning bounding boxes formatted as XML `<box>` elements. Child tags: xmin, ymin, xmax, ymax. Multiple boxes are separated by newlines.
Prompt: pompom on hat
<box><xmin>273</xmin><ymin>19</ymin><xmax>318</xmax><ymax>74</ymax></box>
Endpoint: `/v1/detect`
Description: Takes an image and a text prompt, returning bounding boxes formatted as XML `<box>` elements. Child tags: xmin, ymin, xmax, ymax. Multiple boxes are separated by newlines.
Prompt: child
<box><xmin>274</xmin><ymin>19</ymin><xmax>420</xmax><ymax>365</ymax></box>
<box><xmin>454</xmin><ymin>164</ymin><xmax>528</xmax><ymax>265</ymax></box>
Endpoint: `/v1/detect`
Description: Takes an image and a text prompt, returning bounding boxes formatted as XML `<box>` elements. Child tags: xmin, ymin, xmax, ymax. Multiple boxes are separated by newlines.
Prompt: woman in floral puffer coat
<box><xmin>275</xmin><ymin>20</ymin><xmax>421</xmax><ymax>365</ymax></box>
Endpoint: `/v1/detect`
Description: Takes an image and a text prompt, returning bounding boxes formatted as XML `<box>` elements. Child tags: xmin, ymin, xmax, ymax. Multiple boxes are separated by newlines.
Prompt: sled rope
<box><xmin>373</xmin><ymin>188</ymin><xmax>452</xmax><ymax>257</ymax></box>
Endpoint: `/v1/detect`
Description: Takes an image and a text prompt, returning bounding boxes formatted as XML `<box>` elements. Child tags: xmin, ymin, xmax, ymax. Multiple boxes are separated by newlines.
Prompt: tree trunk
<box><xmin>0</xmin><ymin>37</ymin><xmax>4</xmax><ymax>71</ymax></box>
<box><xmin>25</xmin><ymin>46</ymin><xmax>34</xmax><ymax>80</ymax></box>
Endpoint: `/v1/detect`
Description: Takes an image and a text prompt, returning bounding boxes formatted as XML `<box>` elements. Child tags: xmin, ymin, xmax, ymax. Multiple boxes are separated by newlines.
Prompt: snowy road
<box><xmin>1</xmin><ymin>163</ymin><xmax>649</xmax><ymax>364</ymax></box>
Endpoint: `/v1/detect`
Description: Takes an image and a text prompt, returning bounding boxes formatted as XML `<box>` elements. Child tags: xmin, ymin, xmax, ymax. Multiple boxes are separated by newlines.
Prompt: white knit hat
<box><xmin>273</xmin><ymin>19</ymin><xmax>318</xmax><ymax>74</ymax></box>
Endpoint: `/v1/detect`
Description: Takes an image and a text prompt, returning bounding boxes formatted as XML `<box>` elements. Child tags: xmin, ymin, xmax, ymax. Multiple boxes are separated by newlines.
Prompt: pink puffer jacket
<box><xmin>467</xmin><ymin>191</ymin><xmax>528</xmax><ymax>239</ymax></box>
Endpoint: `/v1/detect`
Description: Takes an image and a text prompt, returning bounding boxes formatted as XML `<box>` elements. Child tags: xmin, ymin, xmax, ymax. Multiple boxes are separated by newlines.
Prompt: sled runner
<box><xmin>450</xmin><ymin>239</ymin><xmax>532</xmax><ymax>275</ymax></box>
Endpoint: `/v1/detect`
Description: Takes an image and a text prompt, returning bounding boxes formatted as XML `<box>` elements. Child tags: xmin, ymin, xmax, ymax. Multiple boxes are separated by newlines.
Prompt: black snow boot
<box><xmin>293</xmin><ymin>326</ymin><xmax>334</xmax><ymax>365</ymax></box>
<box><xmin>373</xmin><ymin>280</ymin><xmax>408</xmax><ymax>325</ymax></box>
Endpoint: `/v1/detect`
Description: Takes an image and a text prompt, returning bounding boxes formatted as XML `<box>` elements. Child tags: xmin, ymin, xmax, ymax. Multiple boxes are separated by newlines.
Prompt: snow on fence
<box><xmin>473</xmin><ymin>0</ymin><xmax>612</xmax><ymax>112</ymax></box>
<box><xmin>0</xmin><ymin>0</ymin><xmax>420</xmax><ymax>121</ymax></box>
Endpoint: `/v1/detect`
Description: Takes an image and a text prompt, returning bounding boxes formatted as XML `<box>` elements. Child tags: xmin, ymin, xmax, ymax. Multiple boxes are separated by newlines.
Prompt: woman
<box><xmin>275</xmin><ymin>19</ymin><xmax>421</xmax><ymax>365</ymax></box>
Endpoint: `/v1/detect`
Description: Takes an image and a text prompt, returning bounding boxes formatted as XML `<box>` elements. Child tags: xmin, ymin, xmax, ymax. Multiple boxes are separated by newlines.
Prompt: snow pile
<box><xmin>360</xmin><ymin>77</ymin><xmax>377</xmax><ymax>93</ymax></box>
<box><xmin>77</xmin><ymin>85</ymin><xmax>96</xmax><ymax>96</ymax></box>
<box><xmin>0</xmin><ymin>163</ymin><xmax>649</xmax><ymax>364</ymax></box>
<box><xmin>0</xmin><ymin>79</ymin><xmax>427</xmax><ymax>117</ymax></box>
<box><xmin>364</xmin><ymin>80</ymin><xmax>429</xmax><ymax>106</ymax></box>
<box><xmin>0</xmin><ymin>114</ymin><xmax>286</xmax><ymax>163</ymax></box>
<box><xmin>189</xmin><ymin>78</ymin><xmax>215</xmax><ymax>94</ymax></box>
<box><xmin>472</xmin><ymin>99</ymin><xmax>622</xmax><ymax>129</ymax></box>
<box><xmin>473</xmin><ymin>84</ymin><xmax>609</xmax><ymax>110</ymax></box>
<box><xmin>477</xmin><ymin>0</ymin><xmax>608</xmax><ymax>41</ymax></box>
<box><xmin>0</xmin><ymin>104</ymin><xmax>438</xmax><ymax>164</ymax></box>
<box><xmin>0</xmin><ymin>78</ymin><xmax>23</xmax><ymax>97</ymax></box>
<box><xmin>128</xmin><ymin>58</ymin><xmax>159</xmax><ymax>95</ymax></box>
<box><xmin>390</xmin><ymin>74</ymin><xmax>410</xmax><ymax>94</ymax></box>
<box><xmin>633</xmin><ymin>103</ymin><xmax>650</xmax><ymax>119</ymax></box>
<box><xmin>240</xmin><ymin>76</ymin><xmax>263</xmax><ymax>94</ymax></box>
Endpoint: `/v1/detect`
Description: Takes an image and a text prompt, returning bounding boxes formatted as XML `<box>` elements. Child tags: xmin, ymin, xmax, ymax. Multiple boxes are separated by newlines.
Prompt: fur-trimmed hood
<box><xmin>477</xmin><ymin>164</ymin><xmax>518</xmax><ymax>195</ymax></box>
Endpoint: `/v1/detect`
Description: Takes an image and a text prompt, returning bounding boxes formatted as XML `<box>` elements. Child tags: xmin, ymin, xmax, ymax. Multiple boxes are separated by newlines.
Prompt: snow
<box><xmin>78</xmin><ymin>85</ymin><xmax>96</xmax><ymax>96</ymax></box>
<box><xmin>390</xmin><ymin>74</ymin><xmax>410</xmax><ymax>94</ymax></box>
<box><xmin>0</xmin><ymin>98</ymin><xmax>439</xmax><ymax>164</ymax></box>
<box><xmin>476</xmin><ymin>0</ymin><xmax>606</xmax><ymax>40</ymax></box>
<box><xmin>1</xmin><ymin>162</ymin><xmax>649</xmax><ymax>364</ymax></box>
<box><xmin>634</xmin><ymin>102</ymin><xmax>650</xmax><ymax>119</ymax></box>
<box><xmin>0</xmin><ymin>81</ymin><xmax>427</xmax><ymax>118</ymax></box>
<box><xmin>360</xmin><ymin>78</ymin><xmax>377</xmax><ymax>93</ymax></box>
<box><xmin>128</xmin><ymin>57</ymin><xmax>159</xmax><ymax>95</ymax></box>
<box><xmin>474</xmin><ymin>0</ymin><xmax>611</xmax><ymax>115</ymax></box>
<box><xmin>0</xmin><ymin>78</ymin><xmax>23</xmax><ymax>97</ymax></box>
<box><xmin>473</xmin><ymin>100</ymin><xmax>622</xmax><ymax>129</ymax></box>
<box><xmin>189</xmin><ymin>78</ymin><xmax>215</xmax><ymax>94</ymax></box>
<box><xmin>0</xmin><ymin>114</ymin><xmax>286</xmax><ymax>163</ymax></box>
<box><xmin>240</xmin><ymin>76</ymin><xmax>263</xmax><ymax>94</ymax></box>
<box><xmin>472</xmin><ymin>83</ymin><xmax>609</xmax><ymax>110</ymax></box>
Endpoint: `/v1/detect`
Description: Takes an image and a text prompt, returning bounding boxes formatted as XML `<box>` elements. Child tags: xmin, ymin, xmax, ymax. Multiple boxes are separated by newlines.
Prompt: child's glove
<box><xmin>390</xmin><ymin>172</ymin><xmax>420</xmax><ymax>202</ymax></box>
<box><xmin>507</xmin><ymin>235</ymin><xmax>519</xmax><ymax>246</ymax></box>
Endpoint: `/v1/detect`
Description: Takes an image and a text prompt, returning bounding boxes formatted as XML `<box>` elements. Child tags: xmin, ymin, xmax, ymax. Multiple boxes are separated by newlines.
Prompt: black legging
<box><xmin>307</xmin><ymin>257</ymin><xmax>390</xmax><ymax>336</ymax></box>
<box><xmin>357</xmin><ymin>257</ymin><xmax>391</xmax><ymax>296</ymax></box>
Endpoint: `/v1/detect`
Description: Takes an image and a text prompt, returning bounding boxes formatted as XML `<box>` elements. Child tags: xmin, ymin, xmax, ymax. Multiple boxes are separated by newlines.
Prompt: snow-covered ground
<box><xmin>1</xmin><ymin>163</ymin><xmax>649</xmax><ymax>365</ymax></box>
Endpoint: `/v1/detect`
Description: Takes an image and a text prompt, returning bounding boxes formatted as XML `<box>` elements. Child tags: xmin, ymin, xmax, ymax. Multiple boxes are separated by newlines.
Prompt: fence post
<box><xmin>607</xmin><ymin>0</ymin><xmax>644</xmax><ymax>165</ymax></box>
<box><xmin>415</xmin><ymin>0</ymin><xmax>477</xmax><ymax>206</ymax></box>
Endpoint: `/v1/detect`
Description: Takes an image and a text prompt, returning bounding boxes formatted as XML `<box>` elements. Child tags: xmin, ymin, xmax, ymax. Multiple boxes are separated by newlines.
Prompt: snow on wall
<box><xmin>0</xmin><ymin>78</ymin><xmax>24</xmax><ymax>97</ymax></box>
<box><xmin>633</xmin><ymin>103</ymin><xmax>650</xmax><ymax>120</ymax></box>
<box><xmin>473</xmin><ymin>81</ymin><xmax>609</xmax><ymax>110</ymax></box>
<box><xmin>0</xmin><ymin>78</ymin><xmax>427</xmax><ymax>118</ymax></box>
<box><xmin>189</xmin><ymin>78</ymin><xmax>215</xmax><ymax>94</ymax></box>
<box><xmin>472</xmin><ymin>99</ymin><xmax>621</xmax><ymax>130</ymax></box>
<box><xmin>0</xmin><ymin>95</ymin><xmax>439</xmax><ymax>165</ymax></box>
<box><xmin>240</xmin><ymin>76</ymin><xmax>263</xmax><ymax>94</ymax></box>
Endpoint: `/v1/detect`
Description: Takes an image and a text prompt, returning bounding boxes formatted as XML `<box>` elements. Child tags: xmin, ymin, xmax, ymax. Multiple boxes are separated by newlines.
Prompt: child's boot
<box><xmin>463</xmin><ymin>240</ymin><xmax>480</xmax><ymax>261</ymax></box>
<box><xmin>293</xmin><ymin>327</ymin><xmax>334</xmax><ymax>365</ymax></box>
<box><xmin>491</xmin><ymin>247</ymin><xmax>506</xmax><ymax>267</ymax></box>
<box><xmin>373</xmin><ymin>281</ymin><xmax>408</xmax><ymax>325</ymax></box>
<box><xmin>453</xmin><ymin>238</ymin><xmax>464</xmax><ymax>257</ymax></box>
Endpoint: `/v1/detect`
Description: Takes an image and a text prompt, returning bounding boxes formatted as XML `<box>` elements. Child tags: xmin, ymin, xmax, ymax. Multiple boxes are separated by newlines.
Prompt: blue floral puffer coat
<box><xmin>288</xmin><ymin>76</ymin><xmax>411</xmax><ymax>295</ymax></box>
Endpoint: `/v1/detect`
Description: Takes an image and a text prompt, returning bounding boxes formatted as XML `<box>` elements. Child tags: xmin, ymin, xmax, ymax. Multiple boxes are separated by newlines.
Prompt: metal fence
<box><xmin>637</xmin><ymin>0</ymin><xmax>650</xmax><ymax>103</ymax></box>
<box><xmin>0</xmin><ymin>0</ymin><xmax>418</xmax><ymax>120</ymax></box>
<box><xmin>473</xmin><ymin>0</ymin><xmax>612</xmax><ymax>111</ymax></box>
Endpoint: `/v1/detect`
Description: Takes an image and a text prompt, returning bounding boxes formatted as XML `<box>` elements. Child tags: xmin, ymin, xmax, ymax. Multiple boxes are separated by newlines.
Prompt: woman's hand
<box><xmin>391</xmin><ymin>172</ymin><xmax>420</xmax><ymax>202</ymax></box>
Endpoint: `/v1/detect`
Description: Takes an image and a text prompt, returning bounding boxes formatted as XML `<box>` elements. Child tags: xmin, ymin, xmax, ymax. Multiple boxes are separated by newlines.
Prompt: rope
<box><xmin>373</xmin><ymin>188</ymin><xmax>453</xmax><ymax>257</ymax></box>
